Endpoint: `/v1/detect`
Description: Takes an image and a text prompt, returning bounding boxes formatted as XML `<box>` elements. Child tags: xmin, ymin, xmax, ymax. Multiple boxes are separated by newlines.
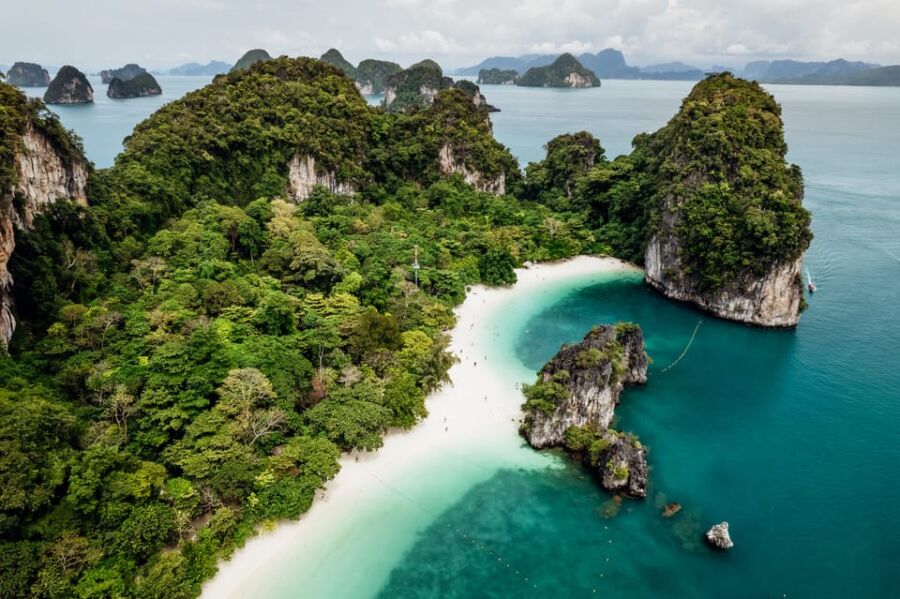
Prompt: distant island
<box><xmin>160</xmin><ymin>61</ymin><xmax>232</xmax><ymax>76</ymax></box>
<box><xmin>43</xmin><ymin>65</ymin><xmax>93</xmax><ymax>104</ymax></box>
<box><xmin>230</xmin><ymin>49</ymin><xmax>272</xmax><ymax>73</ymax></box>
<box><xmin>516</xmin><ymin>53</ymin><xmax>600</xmax><ymax>88</ymax></box>
<box><xmin>6</xmin><ymin>62</ymin><xmax>51</xmax><ymax>87</ymax></box>
<box><xmin>477</xmin><ymin>68</ymin><xmax>518</xmax><ymax>85</ymax></box>
<box><xmin>107</xmin><ymin>72</ymin><xmax>163</xmax><ymax>99</ymax></box>
<box><xmin>100</xmin><ymin>63</ymin><xmax>147</xmax><ymax>84</ymax></box>
<box><xmin>319</xmin><ymin>49</ymin><xmax>402</xmax><ymax>94</ymax></box>
<box><xmin>382</xmin><ymin>59</ymin><xmax>496</xmax><ymax>113</ymax></box>
<box><xmin>459</xmin><ymin>49</ymin><xmax>900</xmax><ymax>87</ymax></box>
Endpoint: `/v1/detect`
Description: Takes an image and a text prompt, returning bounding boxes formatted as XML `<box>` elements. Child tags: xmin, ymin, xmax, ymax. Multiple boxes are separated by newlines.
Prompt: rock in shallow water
<box><xmin>705</xmin><ymin>521</ymin><xmax>734</xmax><ymax>550</ymax></box>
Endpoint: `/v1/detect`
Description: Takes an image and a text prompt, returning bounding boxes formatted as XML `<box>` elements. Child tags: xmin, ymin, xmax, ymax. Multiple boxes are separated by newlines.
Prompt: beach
<box><xmin>201</xmin><ymin>255</ymin><xmax>639</xmax><ymax>598</ymax></box>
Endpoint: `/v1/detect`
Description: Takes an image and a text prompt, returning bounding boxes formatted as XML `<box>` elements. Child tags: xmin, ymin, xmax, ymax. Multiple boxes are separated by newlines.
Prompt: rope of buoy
<box><xmin>658</xmin><ymin>320</ymin><xmax>702</xmax><ymax>374</ymax></box>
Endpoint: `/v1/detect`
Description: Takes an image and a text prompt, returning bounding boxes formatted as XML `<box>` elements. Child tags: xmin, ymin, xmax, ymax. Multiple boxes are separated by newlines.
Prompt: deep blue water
<box><xmin>16</xmin><ymin>77</ymin><xmax>900</xmax><ymax>597</ymax></box>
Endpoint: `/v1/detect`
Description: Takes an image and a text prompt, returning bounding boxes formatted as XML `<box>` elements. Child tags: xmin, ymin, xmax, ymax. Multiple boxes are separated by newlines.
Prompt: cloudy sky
<box><xmin>2</xmin><ymin>0</ymin><xmax>899</xmax><ymax>71</ymax></box>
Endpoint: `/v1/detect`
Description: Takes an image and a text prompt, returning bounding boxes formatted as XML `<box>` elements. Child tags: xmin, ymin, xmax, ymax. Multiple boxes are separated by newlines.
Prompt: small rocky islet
<box><xmin>43</xmin><ymin>65</ymin><xmax>93</xmax><ymax>104</ymax></box>
<box><xmin>520</xmin><ymin>323</ymin><xmax>650</xmax><ymax>499</ymax></box>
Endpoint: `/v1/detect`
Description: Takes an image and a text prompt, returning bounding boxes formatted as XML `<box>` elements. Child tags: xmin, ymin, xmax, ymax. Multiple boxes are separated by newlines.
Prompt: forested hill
<box><xmin>0</xmin><ymin>58</ymin><xmax>577</xmax><ymax>598</ymax></box>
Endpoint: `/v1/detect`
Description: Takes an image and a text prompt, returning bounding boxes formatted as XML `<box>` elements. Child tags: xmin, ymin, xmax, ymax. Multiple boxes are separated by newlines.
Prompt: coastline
<box><xmin>201</xmin><ymin>255</ymin><xmax>640</xmax><ymax>598</ymax></box>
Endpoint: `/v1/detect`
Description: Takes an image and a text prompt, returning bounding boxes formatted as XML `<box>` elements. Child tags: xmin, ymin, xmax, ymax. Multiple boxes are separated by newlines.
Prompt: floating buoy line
<box><xmin>656</xmin><ymin>320</ymin><xmax>703</xmax><ymax>374</ymax></box>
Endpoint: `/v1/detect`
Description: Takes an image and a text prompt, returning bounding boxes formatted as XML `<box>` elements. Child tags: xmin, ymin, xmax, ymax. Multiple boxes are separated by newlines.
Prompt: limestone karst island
<box><xmin>1</xmin><ymin>2</ymin><xmax>898</xmax><ymax>598</ymax></box>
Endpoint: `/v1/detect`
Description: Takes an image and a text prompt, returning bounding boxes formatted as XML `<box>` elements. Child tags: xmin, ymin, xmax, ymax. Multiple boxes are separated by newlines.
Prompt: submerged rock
<box><xmin>662</xmin><ymin>502</ymin><xmax>682</xmax><ymax>518</ymax></box>
<box><xmin>520</xmin><ymin>323</ymin><xmax>650</xmax><ymax>499</ymax></box>
<box><xmin>44</xmin><ymin>66</ymin><xmax>93</xmax><ymax>104</ymax></box>
<box><xmin>704</xmin><ymin>522</ymin><xmax>734</xmax><ymax>550</ymax></box>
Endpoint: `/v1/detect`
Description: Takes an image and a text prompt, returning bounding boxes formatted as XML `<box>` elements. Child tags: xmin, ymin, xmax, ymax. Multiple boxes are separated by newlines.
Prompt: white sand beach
<box><xmin>201</xmin><ymin>255</ymin><xmax>638</xmax><ymax>599</ymax></box>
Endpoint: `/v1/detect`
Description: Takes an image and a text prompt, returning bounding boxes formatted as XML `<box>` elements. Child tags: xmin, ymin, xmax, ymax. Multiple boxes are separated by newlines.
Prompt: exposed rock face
<box><xmin>44</xmin><ymin>66</ymin><xmax>94</xmax><ymax>104</ymax></box>
<box><xmin>595</xmin><ymin>430</ymin><xmax>648</xmax><ymax>498</ymax></box>
<box><xmin>107</xmin><ymin>72</ymin><xmax>163</xmax><ymax>99</ymax></box>
<box><xmin>522</xmin><ymin>324</ymin><xmax>648</xmax><ymax>449</ymax></box>
<box><xmin>356</xmin><ymin>59</ymin><xmax>403</xmax><ymax>95</ymax></box>
<box><xmin>645</xmin><ymin>230</ymin><xmax>804</xmax><ymax>327</ymax></box>
<box><xmin>705</xmin><ymin>522</ymin><xmax>734</xmax><ymax>550</ymax></box>
<box><xmin>7</xmin><ymin>62</ymin><xmax>51</xmax><ymax>87</ymax></box>
<box><xmin>1</xmin><ymin>123</ymin><xmax>89</xmax><ymax>348</ymax></box>
<box><xmin>286</xmin><ymin>154</ymin><xmax>355</xmax><ymax>202</ymax></box>
<box><xmin>438</xmin><ymin>144</ymin><xmax>506</xmax><ymax>196</ymax></box>
<box><xmin>100</xmin><ymin>63</ymin><xmax>146</xmax><ymax>84</ymax></box>
<box><xmin>564</xmin><ymin>72</ymin><xmax>594</xmax><ymax>88</ymax></box>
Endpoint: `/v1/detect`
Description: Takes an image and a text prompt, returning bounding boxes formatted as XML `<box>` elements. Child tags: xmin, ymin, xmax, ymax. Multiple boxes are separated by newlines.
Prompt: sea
<box><xmin>20</xmin><ymin>76</ymin><xmax>900</xmax><ymax>598</ymax></box>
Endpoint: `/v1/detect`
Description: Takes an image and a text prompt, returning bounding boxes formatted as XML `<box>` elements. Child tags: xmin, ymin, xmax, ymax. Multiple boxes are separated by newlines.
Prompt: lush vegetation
<box><xmin>0</xmin><ymin>60</ymin><xmax>597</xmax><ymax>597</ymax></box>
<box><xmin>107</xmin><ymin>73</ymin><xmax>162</xmax><ymax>99</ymax></box>
<box><xmin>524</xmin><ymin>73</ymin><xmax>812</xmax><ymax>285</ymax></box>
<box><xmin>516</xmin><ymin>53</ymin><xmax>600</xmax><ymax>88</ymax></box>
<box><xmin>383</xmin><ymin>59</ymin><xmax>453</xmax><ymax>112</ymax></box>
<box><xmin>477</xmin><ymin>68</ymin><xmax>518</xmax><ymax>85</ymax></box>
<box><xmin>228</xmin><ymin>49</ymin><xmax>272</xmax><ymax>73</ymax></box>
<box><xmin>44</xmin><ymin>66</ymin><xmax>93</xmax><ymax>104</ymax></box>
<box><xmin>357</xmin><ymin>59</ymin><xmax>403</xmax><ymax>94</ymax></box>
<box><xmin>319</xmin><ymin>49</ymin><xmax>358</xmax><ymax>80</ymax></box>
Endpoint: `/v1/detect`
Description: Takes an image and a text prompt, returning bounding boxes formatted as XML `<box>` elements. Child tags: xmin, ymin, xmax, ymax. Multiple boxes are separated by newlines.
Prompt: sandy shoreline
<box><xmin>201</xmin><ymin>255</ymin><xmax>638</xmax><ymax>598</ymax></box>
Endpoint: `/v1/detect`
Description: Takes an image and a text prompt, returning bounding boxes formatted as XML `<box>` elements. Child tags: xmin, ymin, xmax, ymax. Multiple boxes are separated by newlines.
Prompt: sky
<box><xmin>2</xmin><ymin>0</ymin><xmax>899</xmax><ymax>71</ymax></box>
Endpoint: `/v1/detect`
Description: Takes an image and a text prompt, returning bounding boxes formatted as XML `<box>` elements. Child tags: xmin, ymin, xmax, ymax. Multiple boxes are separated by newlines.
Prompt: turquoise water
<box><xmin>380</xmin><ymin>83</ymin><xmax>900</xmax><ymax>597</ymax></box>
<box><xmin>20</xmin><ymin>78</ymin><xmax>900</xmax><ymax>596</ymax></box>
<box><xmin>20</xmin><ymin>75</ymin><xmax>213</xmax><ymax>167</ymax></box>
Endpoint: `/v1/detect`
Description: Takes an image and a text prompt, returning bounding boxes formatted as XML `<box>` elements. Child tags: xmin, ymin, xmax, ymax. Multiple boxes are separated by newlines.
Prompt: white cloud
<box><xmin>2</xmin><ymin>0</ymin><xmax>900</xmax><ymax>70</ymax></box>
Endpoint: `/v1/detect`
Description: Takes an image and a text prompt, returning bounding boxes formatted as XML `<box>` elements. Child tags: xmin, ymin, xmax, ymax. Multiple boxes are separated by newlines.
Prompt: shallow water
<box><xmin>19</xmin><ymin>77</ymin><xmax>900</xmax><ymax>596</ymax></box>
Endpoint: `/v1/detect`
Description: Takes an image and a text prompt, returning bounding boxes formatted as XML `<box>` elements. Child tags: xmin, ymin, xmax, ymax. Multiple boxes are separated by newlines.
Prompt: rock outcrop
<box><xmin>356</xmin><ymin>59</ymin><xmax>402</xmax><ymax>95</ymax></box>
<box><xmin>438</xmin><ymin>144</ymin><xmax>506</xmax><ymax>196</ymax></box>
<box><xmin>107</xmin><ymin>72</ymin><xmax>163</xmax><ymax>99</ymax></box>
<box><xmin>1</xmin><ymin>111</ymin><xmax>89</xmax><ymax>348</ymax></box>
<box><xmin>520</xmin><ymin>323</ymin><xmax>650</xmax><ymax>499</ymax></box>
<box><xmin>705</xmin><ymin>522</ymin><xmax>734</xmax><ymax>550</ymax></box>
<box><xmin>635</xmin><ymin>74</ymin><xmax>811</xmax><ymax>327</ymax></box>
<box><xmin>478</xmin><ymin>68</ymin><xmax>518</xmax><ymax>85</ymax></box>
<box><xmin>286</xmin><ymin>154</ymin><xmax>355</xmax><ymax>202</ymax></box>
<box><xmin>319</xmin><ymin>49</ymin><xmax>358</xmax><ymax>80</ymax></box>
<box><xmin>645</xmin><ymin>232</ymin><xmax>804</xmax><ymax>326</ymax></box>
<box><xmin>522</xmin><ymin>323</ymin><xmax>648</xmax><ymax>448</ymax></box>
<box><xmin>6</xmin><ymin>62</ymin><xmax>51</xmax><ymax>87</ymax></box>
<box><xmin>44</xmin><ymin>66</ymin><xmax>93</xmax><ymax>104</ymax></box>
<box><xmin>100</xmin><ymin>63</ymin><xmax>146</xmax><ymax>84</ymax></box>
<box><xmin>516</xmin><ymin>53</ymin><xmax>601</xmax><ymax>88</ymax></box>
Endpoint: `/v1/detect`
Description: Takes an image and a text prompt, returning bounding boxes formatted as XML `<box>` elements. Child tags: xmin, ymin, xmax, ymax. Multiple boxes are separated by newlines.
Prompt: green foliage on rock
<box><xmin>44</xmin><ymin>66</ymin><xmax>94</xmax><ymax>104</ymax></box>
<box><xmin>517</xmin><ymin>54</ymin><xmax>600</xmax><ymax>88</ymax></box>
<box><xmin>107</xmin><ymin>73</ymin><xmax>162</xmax><ymax>99</ymax></box>
<box><xmin>357</xmin><ymin>59</ymin><xmax>403</xmax><ymax>93</ymax></box>
<box><xmin>319</xmin><ymin>49</ymin><xmax>358</xmax><ymax>80</ymax></box>
<box><xmin>229</xmin><ymin>49</ymin><xmax>272</xmax><ymax>73</ymax></box>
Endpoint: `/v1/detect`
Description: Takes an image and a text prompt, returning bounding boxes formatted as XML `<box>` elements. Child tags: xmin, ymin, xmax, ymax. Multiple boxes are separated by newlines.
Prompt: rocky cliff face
<box><xmin>1</xmin><ymin>124</ymin><xmax>89</xmax><ymax>348</ymax></box>
<box><xmin>564</xmin><ymin>72</ymin><xmax>594</xmax><ymax>88</ymax></box>
<box><xmin>522</xmin><ymin>324</ymin><xmax>647</xmax><ymax>448</ymax></box>
<box><xmin>645</xmin><ymin>226</ymin><xmax>804</xmax><ymax>327</ymax></box>
<box><xmin>438</xmin><ymin>144</ymin><xmax>506</xmax><ymax>196</ymax></box>
<box><xmin>286</xmin><ymin>154</ymin><xmax>355</xmax><ymax>202</ymax></box>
